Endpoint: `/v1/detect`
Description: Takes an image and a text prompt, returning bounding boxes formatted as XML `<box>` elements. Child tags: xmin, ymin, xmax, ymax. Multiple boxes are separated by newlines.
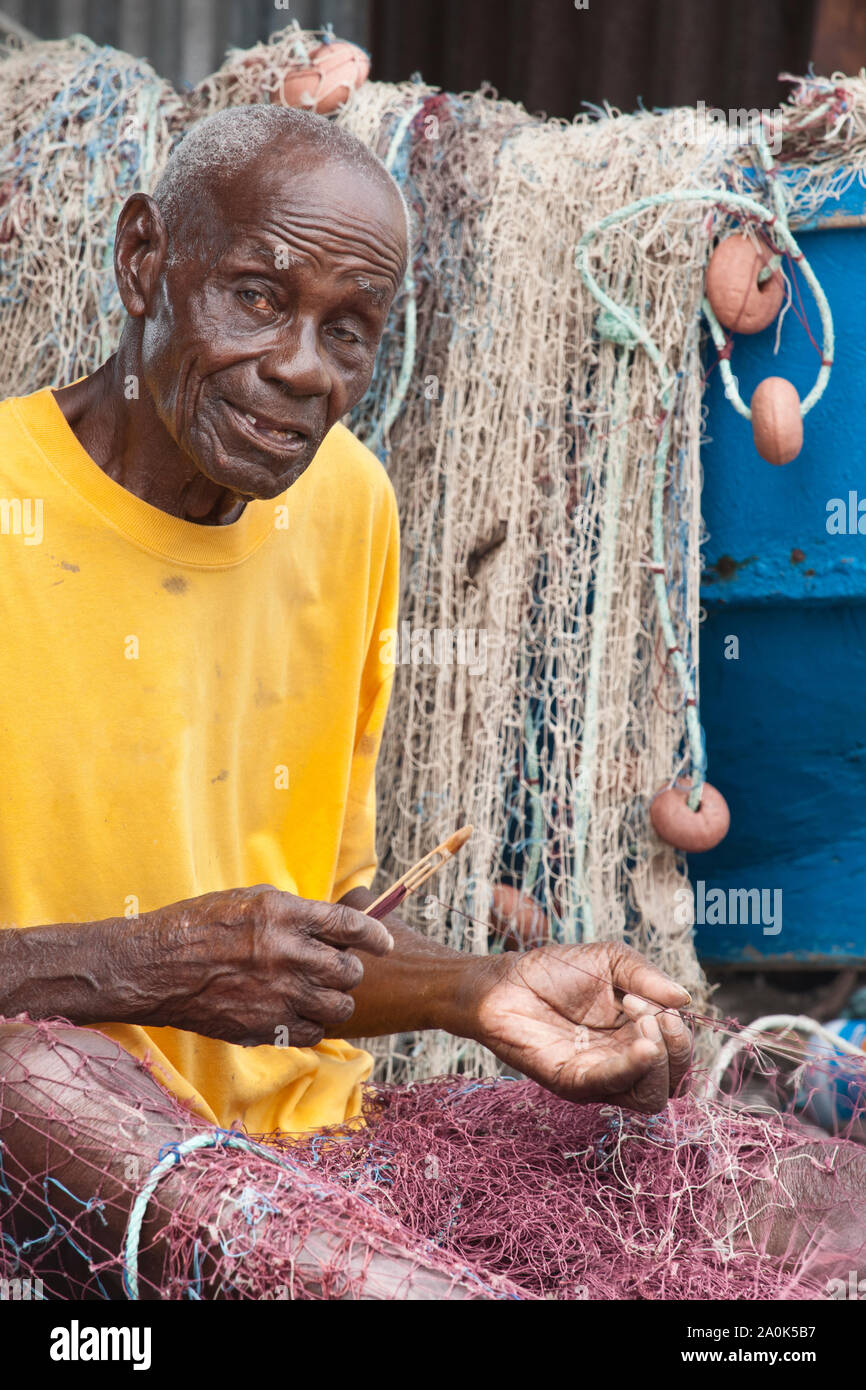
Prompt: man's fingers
<box><xmin>657</xmin><ymin>1008</ymin><xmax>693</xmax><ymax>1096</ymax></box>
<box><xmin>288</xmin><ymin>934</ymin><xmax>366</xmax><ymax>991</ymax></box>
<box><xmin>600</xmin><ymin>997</ymin><xmax>672</xmax><ymax>1111</ymax></box>
<box><xmin>621</xmin><ymin>992</ymin><xmax>692</xmax><ymax>1097</ymax></box>
<box><xmin>307</xmin><ymin>903</ymin><xmax>394</xmax><ymax>956</ymax></box>
<box><xmin>629</xmin><ymin>1013</ymin><xmax>671</xmax><ymax>1112</ymax></box>
<box><xmin>293</xmin><ymin>985</ymin><xmax>357</xmax><ymax>1029</ymax></box>
<box><xmin>612</xmin><ymin>947</ymin><xmax>691</xmax><ymax>1011</ymax></box>
<box><xmin>620</xmin><ymin>992</ymin><xmax>656</xmax><ymax>1020</ymax></box>
<box><xmin>576</xmin><ymin>1034</ymin><xmax>659</xmax><ymax>1097</ymax></box>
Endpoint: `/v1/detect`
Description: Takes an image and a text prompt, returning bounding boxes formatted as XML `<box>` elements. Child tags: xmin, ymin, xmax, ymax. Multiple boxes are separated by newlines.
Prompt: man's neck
<box><xmin>52</xmin><ymin>350</ymin><xmax>246</xmax><ymax>525</ymax></box>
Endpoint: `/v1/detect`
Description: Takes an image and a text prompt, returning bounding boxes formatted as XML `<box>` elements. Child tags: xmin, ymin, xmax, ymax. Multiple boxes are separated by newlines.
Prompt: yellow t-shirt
<box><xmin>0</xmin><ymin>385</ymin><xmax>399</xmax><ymax>1134</ymax></box>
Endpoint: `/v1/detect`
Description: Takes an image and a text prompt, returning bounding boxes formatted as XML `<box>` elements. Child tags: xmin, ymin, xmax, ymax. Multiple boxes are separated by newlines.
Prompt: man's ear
<box><xmin>113</xmin><ymin>193</ymin><xmax>169</xmax><ymax>317</ymax></box>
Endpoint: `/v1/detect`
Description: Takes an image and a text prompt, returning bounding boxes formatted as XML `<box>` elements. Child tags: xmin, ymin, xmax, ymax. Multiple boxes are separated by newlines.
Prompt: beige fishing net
<box><xmin>335</xmin><ymin>86</ymin><xmax>721</xmax><ymax>1078</ymax></box>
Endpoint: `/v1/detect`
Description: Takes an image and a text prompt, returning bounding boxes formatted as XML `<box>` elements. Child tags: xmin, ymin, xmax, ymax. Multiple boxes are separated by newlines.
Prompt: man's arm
<box><xmin>0</xmin><ymin>916</ymin><xmax>136</xmax><ymax>1024</ymax></box>
<box><xmin>0</xmin><ymin>880</ymin><xmax>692</xmax><ymax>1115</ymax></box>
<box><xmin>334</xmin><ymin>886</ymin><xmax>494</xmax><ymax>1039</ymax></box>
<box><xmin>338</xmin><ymin>885</ymin><xmax>694</xmax><ymax>1115</ymax></box>
<box><xmin>0</xmin><ymin>887</ymin><xmax>393</xmax><ymax>1046</ymax></box>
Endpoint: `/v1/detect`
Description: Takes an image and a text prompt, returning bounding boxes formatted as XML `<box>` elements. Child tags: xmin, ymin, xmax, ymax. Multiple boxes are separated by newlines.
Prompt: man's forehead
<box><xmin>205</xmin><ymin>157</ymin><xmax>406</xmax><ymax>281</ymax></box>
<box><xmin>232</xmin><ymin>238</ymin><xmax>393</xmax><ymax>303</ymax></box>
<box><xmin>213</xmin><ymin>153</ymin><xmax>402</xmax><ymax>233</ymax></box>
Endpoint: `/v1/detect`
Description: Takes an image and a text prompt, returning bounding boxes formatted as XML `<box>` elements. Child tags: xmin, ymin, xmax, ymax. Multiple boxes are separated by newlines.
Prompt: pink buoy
<box><xmin>275</xmin><ymin>41</ymin><xmax>370</xmax><ymax>114</ymax></box>
<box><xmin>705</xmin><ymin>233</ymin><xmax>785</xmax><ymax>335</ymax></box>
<box><xmin>649</xmin><ymin>779</ymin><xmax>730</xmax><ymax>852</ymax></box>
<box><xmin>750</xmin><ymin>376</ymin><xmax>803</xmax><ymax>465</ymax></box>
<box><xmin>489</xmin><ymin>885</ymin><xmax>550</xmax><ymax>951</ymax></box>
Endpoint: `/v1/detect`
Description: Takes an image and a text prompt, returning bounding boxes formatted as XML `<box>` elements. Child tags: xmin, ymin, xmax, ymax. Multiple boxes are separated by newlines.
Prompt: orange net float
<box><xmin>649</xmin><ymin>778</ymin><xmax>730</xmax><ymax>853</ymax></box>
<box><xmin>488</xmin><ymin>885</ymin><xmax>551</xmax><ymax>951</ymax></box>
<box><xmin>750</xmin><ymin>376</ymin><xmax>803</xmax><ymax>465</ymax></box>
<box><xmin>273</xmin><ymin>40</ymin><xmax>370</xmax><ymax>114</ymax></box>
<box><xmin>704</xmin><ymin>232</ymin><xmax>785</xmax><ymax>335</ymax></box>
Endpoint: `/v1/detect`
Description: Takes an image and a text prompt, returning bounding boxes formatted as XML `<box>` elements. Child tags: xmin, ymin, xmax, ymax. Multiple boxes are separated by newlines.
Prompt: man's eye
<box><xmin>238</xmin><ymin>288</ymin><xmax>271</xmax><ymax>311</ymax></box>
<box><xmin>329</xmin><ymin>324</ymin><xmax>362</xmax><ymax>344</ymax></box>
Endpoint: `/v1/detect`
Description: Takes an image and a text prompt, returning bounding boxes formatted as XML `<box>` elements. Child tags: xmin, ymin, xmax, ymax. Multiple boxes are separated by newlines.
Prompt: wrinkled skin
<box><xmin>129</xmin><ymin>886</ymin><xmax>394</xmax><ymax>1048</ymax></box>
<box><xmin>468</xmin><ymin>942</ymin><xmax>693</xmax><ymax>1115</ymax></box>
<box><xmin>55</xmin><ymin>156</ymin><xmax>406</xmax><ymax>520</ymax></box>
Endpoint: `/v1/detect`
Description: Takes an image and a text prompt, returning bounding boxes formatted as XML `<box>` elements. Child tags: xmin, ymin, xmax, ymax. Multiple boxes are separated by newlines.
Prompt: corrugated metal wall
<box><xmin>1</xmin><ymin>1</ymin><xmax>830</xmax><ymax>122</ymax></box>
<box><xmin>0</xmin><ymin>0</ymin><xmax>371</xmax><ymax>89</ymax></box>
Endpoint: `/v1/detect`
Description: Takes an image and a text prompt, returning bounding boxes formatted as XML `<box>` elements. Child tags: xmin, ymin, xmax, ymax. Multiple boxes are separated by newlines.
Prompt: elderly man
<box><xmin>0</xmin><ymin>103</ymin><xmax>727</xmax><ymax>1298</ymax></box>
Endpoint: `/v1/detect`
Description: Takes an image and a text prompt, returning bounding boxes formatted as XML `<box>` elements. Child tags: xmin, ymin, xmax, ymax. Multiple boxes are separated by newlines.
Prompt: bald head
<box><xmin>152</xmin><ymin>104</ymin><xmax>410</xmax><ymax>270</ymax></box>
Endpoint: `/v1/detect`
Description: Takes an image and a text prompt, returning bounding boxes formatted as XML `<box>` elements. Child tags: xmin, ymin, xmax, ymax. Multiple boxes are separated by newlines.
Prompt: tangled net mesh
<box><xmin>1</xmin><ymin>1018</ymin><xmax>865</xmax><ymax>1301</ymax></box>
<box><xmin>1</xmin><ymin>28</ymin><xmax>866</xmax><ymax>1301</ymax></box>
<box><xmin>0</xmin><ymin>34</ymin><xmax>186</xmax><ymax>390</ymax></box>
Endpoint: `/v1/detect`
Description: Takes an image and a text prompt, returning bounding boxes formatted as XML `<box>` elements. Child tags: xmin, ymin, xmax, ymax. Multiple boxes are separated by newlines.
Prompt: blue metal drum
<box><xmin>693</xmin><ymin>175</ymin><xmax>866</xmax><ymax>966</ymax></box>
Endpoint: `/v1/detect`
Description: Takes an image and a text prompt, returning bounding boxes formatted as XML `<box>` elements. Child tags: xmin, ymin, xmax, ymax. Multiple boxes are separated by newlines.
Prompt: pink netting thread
<box><xmin>2</xmin><ymin>1017</ymin><xmax>865</xmax><ymax>1300</ymax></box>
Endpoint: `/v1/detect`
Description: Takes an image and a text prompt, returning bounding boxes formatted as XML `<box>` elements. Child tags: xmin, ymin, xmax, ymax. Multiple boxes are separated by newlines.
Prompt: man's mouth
<box><xmin>222</xmin><ymin>399</ymin><xmax>311</xmax><ymax>456</ymax></box>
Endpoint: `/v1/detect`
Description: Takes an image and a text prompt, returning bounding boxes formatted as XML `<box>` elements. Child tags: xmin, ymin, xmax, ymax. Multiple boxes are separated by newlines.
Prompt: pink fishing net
<box><xmin>1</xmin><ymin>1017</ymin><xmax>864</xmax><ymax>1301</ymax></box>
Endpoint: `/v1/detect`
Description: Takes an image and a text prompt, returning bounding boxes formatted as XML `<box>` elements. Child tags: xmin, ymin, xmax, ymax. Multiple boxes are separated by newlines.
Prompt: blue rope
<box><xmin>360</xmin><ymin>97</ymin><xmax>425</xmax><ymax>454</ymax></box>
<box><xmin>122</xmin><ymin>1129</ymin><xmax>295</xmax><ymax>1300</ymax></box>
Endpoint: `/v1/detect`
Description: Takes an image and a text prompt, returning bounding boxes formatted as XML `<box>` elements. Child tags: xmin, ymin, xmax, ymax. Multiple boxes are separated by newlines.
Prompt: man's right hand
<box><xmin>122</xmin><ymin>886</ymin><xmax>394</xmax><ymax>1047</ymax></box>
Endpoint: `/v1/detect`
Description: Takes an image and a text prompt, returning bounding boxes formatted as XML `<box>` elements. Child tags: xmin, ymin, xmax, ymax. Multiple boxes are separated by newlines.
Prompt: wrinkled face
<box><xmin>141</xmin><ymin>157</ymin><xmax>406</xmax><ymax>499</ymax></box>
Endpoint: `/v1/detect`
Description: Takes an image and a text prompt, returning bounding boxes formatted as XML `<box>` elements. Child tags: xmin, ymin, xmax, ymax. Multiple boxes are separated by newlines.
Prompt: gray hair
<box><xmin>151</xmin><ymin>104</ymin><xmax>410</xmax><ymax>265</ymax></box>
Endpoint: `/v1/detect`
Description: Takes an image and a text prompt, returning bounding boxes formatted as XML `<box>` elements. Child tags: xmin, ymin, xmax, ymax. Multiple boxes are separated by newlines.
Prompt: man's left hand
<box><xmin>466</xmin><ymin>943</ymin><xmax>693</xmax><ymax>1114</ymax></box>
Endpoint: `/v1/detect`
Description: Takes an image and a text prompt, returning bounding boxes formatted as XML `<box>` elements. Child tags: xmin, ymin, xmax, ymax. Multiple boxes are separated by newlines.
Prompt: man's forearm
<box><xmin>0</xmin><ymin>888</ymin><xmax>502</xmax><ymax>1044</ymax></box>
<box><xmin>0</xmin><ymin>917</ymin><xmax>141</xmax><ymax>1024</ymax></box>
<box><xmin>335</xmin><ymin>886</ymin><xmax>501</xmax><ymax>1040</ymax></box>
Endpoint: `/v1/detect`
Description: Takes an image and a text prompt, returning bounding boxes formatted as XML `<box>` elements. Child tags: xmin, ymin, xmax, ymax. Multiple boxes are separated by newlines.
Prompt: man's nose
<box><xmin>258</xmin><ymin>319</ymin><xmax>331</xmax><ymax>397</ymax></box>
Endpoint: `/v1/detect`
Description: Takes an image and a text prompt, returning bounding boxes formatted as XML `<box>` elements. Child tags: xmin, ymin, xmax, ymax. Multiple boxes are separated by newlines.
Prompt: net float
<box><xmin>649</xmin><ymin>778</ymin><xmax>730</xmax><ymax>852</ymax></box>
<box><xmin>750</xmin><ymin>376</ymin><xmax>803</xmax><ymax>465</ymax></box>
<box><xmin>705</xmin><ymin>232</ymin><xmax>785</xmax><ymax>334</ymax></box>
<box><xmin>489</xmin><ymin>884</ymin><xmax>550</xmax><ymax>950</ymax></box>
<box><xmin>274</xmin><ymin>40</ymin><xmax>370</xmax><ymax>114</ymax></box>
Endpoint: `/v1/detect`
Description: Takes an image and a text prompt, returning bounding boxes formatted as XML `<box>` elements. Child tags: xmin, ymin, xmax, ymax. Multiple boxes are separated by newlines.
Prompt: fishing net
<box><xmin>191</xmin><ymin>33</ymin><xmax>865</xmax><ymax>1079</ymax></box>
<box><xmin>1</xmin><ymin>26</ymin><xmax>865</xmax><ymax>1303</ymax></box>
<box><xmin>337</xmin><ymin>88</ymin><xmax>719</xmax><ymax>1078</ymax></box>
<box><xmin>1</xmin><ymin>1017</ymin><xmax>864</xmax><ymax>1301</ymax></box>
<box><xmin>0</xmin><ymin>34</ymin><xmax>186</xmax><ymax>393</ymax></box>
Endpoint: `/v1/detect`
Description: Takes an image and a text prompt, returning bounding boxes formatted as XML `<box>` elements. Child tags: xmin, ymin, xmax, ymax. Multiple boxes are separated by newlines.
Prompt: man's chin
<box><xmin>199</xmin><ymin>447</ymin><xmax>316</xmax><ymax>501</ymax></box>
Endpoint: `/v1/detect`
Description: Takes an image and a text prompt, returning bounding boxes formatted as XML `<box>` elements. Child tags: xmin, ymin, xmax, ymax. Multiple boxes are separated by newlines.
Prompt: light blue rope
<box><xmin>575</xmin><ymin>187</ymin><xmax>834</xmax><ymax>417</ymax></box>
<box><xmin>122</xmin><ymin>1122</ymin><xmax>517</xmax><ymax>1301</ymax></box>
<box><xmin>361</xmin><ymin>98</ymin><xmax>425</xmax><ymax>454</ymax></box>
<box><xmin>708</xmin><ymin>130</ymin><xmax>834</xmax><ymax>419</ymax></box>
<box><xmin>122</xmin><ymin>1129</ymin><xmax>293</xmax><ymax>1299</ymax></box>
